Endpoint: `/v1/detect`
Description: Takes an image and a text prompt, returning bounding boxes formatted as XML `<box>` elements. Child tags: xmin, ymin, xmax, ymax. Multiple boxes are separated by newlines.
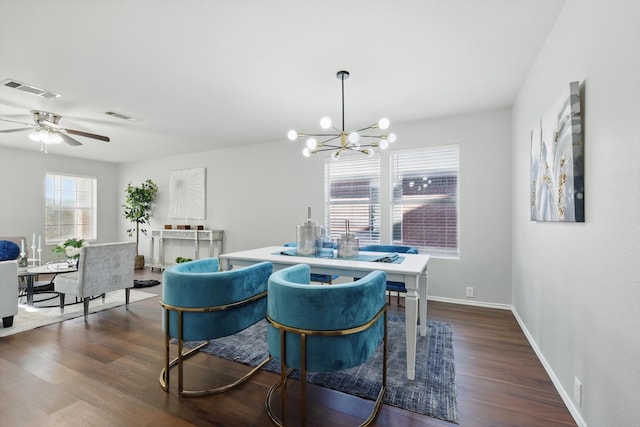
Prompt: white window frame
<box><xmin>45</xmin><ymin>172</ymin><xmax>97</xmax><ymax>244</ymax></box>
<box><xmin>390</xmin><ymin>145</ymin><xmax>459</xmax><ymax>258</ymax></box>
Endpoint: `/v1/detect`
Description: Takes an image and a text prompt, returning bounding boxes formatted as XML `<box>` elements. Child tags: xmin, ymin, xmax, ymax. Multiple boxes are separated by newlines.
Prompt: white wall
<box><xmin>512</xmin><ymin>2</ymin><xmax>640</xmax><ymax>426</ymax></box>
<box><xmin>119</xmin><ymin>107</ymin><xmax>513</xmax><ymax>305</ymax></box>
<box><xmin>0</xmin><ymin>146</ymin><xmax>120</xmax><ymax>263</ymax></box>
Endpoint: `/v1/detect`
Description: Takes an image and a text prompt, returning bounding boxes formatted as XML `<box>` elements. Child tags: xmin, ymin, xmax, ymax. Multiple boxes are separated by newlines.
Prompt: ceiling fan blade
<box><xmin>0</xmin><ymin>117</ymin><xmax>33</xmax><ymax>126</ymax></box>
<box><xmin>64</xmin><ymin>128</ymin><xmax>110</xmax><ymax>142</ymax></box>
<box><xmin>58</xmin><ymin>132</ymin><xmax>83</xmax><ymax>146</ymax></box>
<box><xmin>0</xmin><ymin>127</ymin><xmax>33</xmax><ymax>133</ymax></box>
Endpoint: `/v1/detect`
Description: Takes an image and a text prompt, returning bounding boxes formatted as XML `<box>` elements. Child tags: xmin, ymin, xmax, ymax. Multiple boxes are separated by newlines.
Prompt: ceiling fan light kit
<box><xmin>287</xmin><ymin>70</ymin><xmax>397</xmax><ymax>159</ymax></box>
<box><xmin>0</xmin><ymin>109</ymin><xmax>110</xmax><ymax>154</ymax></box>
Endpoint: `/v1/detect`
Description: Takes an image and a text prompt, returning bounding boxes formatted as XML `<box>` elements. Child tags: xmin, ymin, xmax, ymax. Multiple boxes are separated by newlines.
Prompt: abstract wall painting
<box><xmin>169</xmin><ymin>167</ymin><xmax>206</xmax><ymax>219</ymax></box>
<box><xmin>530</xmin><ymin>81</ymin><xmax>584</xmax><ymax>222</ymax></box>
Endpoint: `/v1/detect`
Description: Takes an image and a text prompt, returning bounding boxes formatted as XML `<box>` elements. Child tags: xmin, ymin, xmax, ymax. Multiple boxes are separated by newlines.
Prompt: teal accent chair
<box><xmin>283</xmin><ymin>242</ymin><xmax>339</xmax><ymax>284</ymax></box>
<box><xmin>265</xmin><ymin>264</ymin><xmax>387</xmax><ymax>426</ymax></box>
<box><xmin>359</xmin><ymin>244</ymin><xmax>418</xmax><ymax>306</ymax></box>
<box><xmin>159</xmin><ymin>257</ymin><xmax>272</xmax><ymax>397</ymax></box>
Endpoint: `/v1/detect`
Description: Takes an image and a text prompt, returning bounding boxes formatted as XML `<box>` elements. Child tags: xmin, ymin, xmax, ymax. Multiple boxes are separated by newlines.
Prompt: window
<box><xmin>324</xmin><ymin>156</ymin><xmax>380</xmax><ymax>244</ymax></box>
<box><xmin>45</xmin><ymin>173</ymin><xmax>97</xmax><ymax>244</ymax></box>
<box><xmin>391</xmin><ymin>146</ymin><xmax>459</xmax><ymax>257</ymax></box>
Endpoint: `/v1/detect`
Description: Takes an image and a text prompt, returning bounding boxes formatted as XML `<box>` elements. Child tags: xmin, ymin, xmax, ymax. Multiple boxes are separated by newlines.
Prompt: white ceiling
<box><xmin>0</xmin><ymin>0</ymin><xmax>565</xmax><ymax>164</ymax></box>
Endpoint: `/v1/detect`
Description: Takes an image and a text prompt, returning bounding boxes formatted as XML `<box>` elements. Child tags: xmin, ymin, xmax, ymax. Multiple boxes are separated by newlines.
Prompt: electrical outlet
<box><xmin>574</xmin><ymin>377</ymin><xmax>582</xmax><ymax>407</ymax></box>
<box><xmin>465</xmin><ymin>287</ymin><xmax>474</xmax><ymax>298</ymax></box>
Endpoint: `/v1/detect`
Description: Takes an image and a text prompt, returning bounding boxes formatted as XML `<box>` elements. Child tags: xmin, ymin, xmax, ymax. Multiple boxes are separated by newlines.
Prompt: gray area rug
<box><xmin>0</xmin><ymin>289</ymin><xmax>156</xmax><ymax>337</ymax></box>
<box><xmin>193</xmin><ymin>313</ymin><xmax>458</xmax><ymax>423</ymax></box>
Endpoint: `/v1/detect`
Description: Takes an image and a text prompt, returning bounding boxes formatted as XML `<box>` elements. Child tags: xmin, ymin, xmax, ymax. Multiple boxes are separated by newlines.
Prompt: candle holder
<box><xmin>18</xmin><ymin>252</ymin><xmax>28</xmax><ymax>267</ymax></box>
<box><xmin>337</xmin><ymin>220</ymin><xmax>359</xmax><ymax>259</ymax></box>
<box><xmin>30</xmin><ymin>245</ymin><xmax>41</xmax><ymax>266</ymax></box>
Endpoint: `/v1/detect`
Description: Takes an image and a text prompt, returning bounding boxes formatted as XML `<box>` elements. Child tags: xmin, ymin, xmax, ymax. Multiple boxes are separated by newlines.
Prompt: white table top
<box><xmin>24</xmin><ymin>263</ymin><xmax>76</xmax><ymax>275</ymax></box>
<box><xmin>220</xmin><ymin>246</ymin><xmax>430</xmax><ymax>284</ymax></box>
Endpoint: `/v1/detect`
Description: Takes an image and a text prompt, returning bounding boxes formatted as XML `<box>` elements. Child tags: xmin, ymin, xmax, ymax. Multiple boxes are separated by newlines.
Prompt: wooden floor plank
<box><xmin>0</xmin><ymin>269</ymin><xmax>577</xmax><ymax>426</ymax></box>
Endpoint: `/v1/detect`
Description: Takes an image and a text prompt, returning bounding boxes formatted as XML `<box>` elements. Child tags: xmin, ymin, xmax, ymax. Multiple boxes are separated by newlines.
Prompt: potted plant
<box><xmin>52</xmin><ymin>237</ymin><xmax>86</xmax><ymax>267</ymax></box>
<box><xmin>122</xmin><ymin>179</ymin><xmax>159</xmax><ymax>269</ymax></box>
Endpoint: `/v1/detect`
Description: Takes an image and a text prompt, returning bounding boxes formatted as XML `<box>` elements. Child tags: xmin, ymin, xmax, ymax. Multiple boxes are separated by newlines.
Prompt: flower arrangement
<box><xmin>52</xmin><ymin>238</ymin><xmax>86</xmax><ymax>259</ymax></box>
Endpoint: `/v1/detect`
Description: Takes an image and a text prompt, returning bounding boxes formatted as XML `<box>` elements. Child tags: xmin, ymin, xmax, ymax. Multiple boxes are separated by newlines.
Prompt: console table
<box><xmin>148</xmin><ymin>229</ymin><xmax>224</xmax><ymax>270</ymax></box>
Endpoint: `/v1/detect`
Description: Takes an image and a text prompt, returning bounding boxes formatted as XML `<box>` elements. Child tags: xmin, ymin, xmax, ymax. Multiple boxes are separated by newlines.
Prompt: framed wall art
<box><xmin>530</xmin><ymin>81</ymin><xmax>584</xmax><ymax>222</ymax></box>
<box><xmin>169</xmin><ymin>167</ymin><xmax>206</xmax><ymax>220</ymax></box>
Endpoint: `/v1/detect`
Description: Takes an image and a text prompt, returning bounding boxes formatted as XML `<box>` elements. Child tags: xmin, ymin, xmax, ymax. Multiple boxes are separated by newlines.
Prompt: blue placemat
<box><xmin>277</xmin><ymin>249</ymin><xmax>405</xmax><ymax>264</ymax></box>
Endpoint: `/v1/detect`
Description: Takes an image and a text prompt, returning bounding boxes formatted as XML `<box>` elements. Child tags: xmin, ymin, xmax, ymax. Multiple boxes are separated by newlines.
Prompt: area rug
<box><xmin>194</xmin><ymin>314</ymin><xmax>458</xmax><ymax>423</ymax></box>
<box><xmin>133</xmin><ymin>279</ymin><xmax>161</xmax><ymax>288</ymax></box>
<box><xmin>0</xmin><ymin>289</ymin><xmax>156</xmax><ymax>337</ymax></box>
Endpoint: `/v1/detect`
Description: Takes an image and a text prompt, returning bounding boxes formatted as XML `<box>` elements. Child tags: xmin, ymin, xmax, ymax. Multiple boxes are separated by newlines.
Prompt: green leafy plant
<box><xmin>175</xmin><ymin>257</ymin><xmax>193</xmax><ymax>264</ymax></box>
<box><xmin>122</xmin><ymin>179</ymin><xmax>159</xmax><ymax>256</ymax></box>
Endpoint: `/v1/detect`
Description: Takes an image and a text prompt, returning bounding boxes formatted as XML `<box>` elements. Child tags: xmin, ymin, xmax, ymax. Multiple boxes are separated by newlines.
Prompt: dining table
<box><xmin>219</xmin><ymin>246</ymin><xmax>430</xmax><ymax>381</ymax></box>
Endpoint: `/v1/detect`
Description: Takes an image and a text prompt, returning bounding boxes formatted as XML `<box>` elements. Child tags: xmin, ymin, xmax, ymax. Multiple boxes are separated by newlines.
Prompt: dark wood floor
<box><xmin>0</xmin><ymin>269</ymin><xmax>577</xmax><ymax>427</ymax></box>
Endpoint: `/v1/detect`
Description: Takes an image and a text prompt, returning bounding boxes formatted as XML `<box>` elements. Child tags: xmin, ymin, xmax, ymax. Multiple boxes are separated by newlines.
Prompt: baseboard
<box><xmin>511</xmin><ymin>308</ymin><xmax>588</xmax><ymax>427</ymax></box>
<box><xmin>427</xmin><ymin>295</ymin><xmax>512</xmax><ymax>311</ymax></box>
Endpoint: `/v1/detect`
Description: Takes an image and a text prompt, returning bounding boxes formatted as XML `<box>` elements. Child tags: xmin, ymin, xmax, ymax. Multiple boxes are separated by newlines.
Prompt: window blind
<box><xmin>324</xmin><ymin>156</ymin><xmax>380</xmax><ymax>244</ymax></box>
<box><xmin>391</xmin><ymin>146</ymin><xmax>459</xmax><ymax>256</ymax></box>
<box><xmin>45</xmin><ymin>173</ymin><xmax>97</xmax><ymax>244</ymax></box>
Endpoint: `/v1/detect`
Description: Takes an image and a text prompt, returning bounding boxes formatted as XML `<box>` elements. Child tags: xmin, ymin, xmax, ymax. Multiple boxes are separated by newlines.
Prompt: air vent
<box><xmin>1</xmin><ymin>78</ymin><xmax>61</xmax><ymax>99</ymax></box>
<box><xmin>105</xmin><ymin>110</ymin><xmax>142</xmax><ymax>122</ymax></box>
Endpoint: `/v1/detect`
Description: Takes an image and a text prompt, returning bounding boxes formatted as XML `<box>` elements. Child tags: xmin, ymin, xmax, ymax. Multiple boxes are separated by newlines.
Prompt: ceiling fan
<box><xmin>0</xmin><ymin>110</ymin><xmax>110</xmax><ymax>151</ymax></box>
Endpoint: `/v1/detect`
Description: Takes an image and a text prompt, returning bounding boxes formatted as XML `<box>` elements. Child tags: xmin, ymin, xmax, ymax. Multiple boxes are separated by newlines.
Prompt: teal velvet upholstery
<box><xmin>282</xmin><ymin>242</ymin><xmax>338</xmax><ymax>284</ymax></box>
<box><xmin>267</xmin><ymin>264</ymin><xmax>386</xmax><ymax>372</ymax></box>
<box><xmin>359</xmin><ymin>245</ymin><xmax>418</xmax><ymax>294</ymax></box>
<box><xmin>162</xmin><ymin>258</ymin><xmax>272</xmax><ymax>341</ymax></box>
<box><xmin>265</xmin><ymin>264</ymin><xmax>387</xmax><ymax>425</ymax></box>
<box><xmin>160</xmin><ymin>257</ymin><xmax>273</xmax><ymax>397</ymax></box>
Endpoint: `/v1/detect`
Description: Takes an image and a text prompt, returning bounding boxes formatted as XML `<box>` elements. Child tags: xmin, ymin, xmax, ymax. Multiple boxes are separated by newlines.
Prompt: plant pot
<box><xmin>135</xmin><ymin>255</ymin><xmax>145</xmax><ymax>269</ymax></box>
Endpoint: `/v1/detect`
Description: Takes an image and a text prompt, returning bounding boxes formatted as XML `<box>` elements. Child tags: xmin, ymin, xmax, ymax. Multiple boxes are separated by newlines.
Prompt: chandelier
<box><xmin>287</xmin><ymin>70</ymin><xmax>397</xmax><ymax>159</ymax></box>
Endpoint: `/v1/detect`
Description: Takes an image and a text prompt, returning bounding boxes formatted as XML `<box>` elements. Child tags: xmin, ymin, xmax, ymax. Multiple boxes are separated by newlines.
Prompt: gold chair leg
<box><xmin>265</xmin><ymin>314</ymin><xmax>387</xmax><ymax>427</ymax></box>
<box><xmin>300</xmin><ymin>333</ymin><xmax>307</xmax><ymax>425</ymax></box>
<box><xmin>160</xmin><ymin>307</ymin><xmax>170</xmax><ymax>392</ymax></box>
<box><xmin>158</xmin><ymin>308</ymin><xmax>271</xmax><ymax>397</ymax></box>
<box><xmin>265</xmin><ymin>366</ymin><xmax>295</xmax><ymax>427</ymax></box>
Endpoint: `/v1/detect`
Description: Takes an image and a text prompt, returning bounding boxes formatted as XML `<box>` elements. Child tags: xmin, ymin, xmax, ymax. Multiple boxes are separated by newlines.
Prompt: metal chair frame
<box><xmin>159</xmin><ymin>290</ymin><xmax>271</xmax><ymax>397</ymax></box>
<box><xmin>265</xmin><ymin>306</ymin><xmax>387</xmax><ymax>426</ymax></box>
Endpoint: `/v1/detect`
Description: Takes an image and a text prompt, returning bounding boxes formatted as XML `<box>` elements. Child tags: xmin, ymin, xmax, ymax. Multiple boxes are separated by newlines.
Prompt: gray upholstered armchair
<box><xmin>0</xmin><ymin>260</ymin><xmax>18</xmax><ymax>328</ymax></box>
<box><xmin>0</xmin><ymin>238</ymin><xmax>21</xmax><ymax>328</ymax></box>
<box><xmin>54</xmin><ymin>242</ymin><xmax>136</xmax><ymax>319</ymax></box>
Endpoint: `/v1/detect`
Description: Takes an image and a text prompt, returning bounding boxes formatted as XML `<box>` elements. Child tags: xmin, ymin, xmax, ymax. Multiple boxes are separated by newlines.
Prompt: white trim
<box><xmin>424</xmin><ymin>297</ymin><xmax>585</xmax><ymax>427</ymax></box>
<box><xmin>511</xmin><ymin>308</ymin><xmax>588</xmax><ymax>427</ymax></box>
<box><xmin>427</xmin><ymin>295</ymin><xmax>512</xmax><ymax>311</ymax></box>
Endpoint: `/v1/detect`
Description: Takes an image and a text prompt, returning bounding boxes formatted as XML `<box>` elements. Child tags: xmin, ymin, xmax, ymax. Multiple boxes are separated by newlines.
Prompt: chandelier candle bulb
<box><xmin>320</xmin><ymin>117</ymin><xmax>332</xmax><ymax>129</ymax></box>
<box><xmin>287</xmin><ymin>70</ymin><xmax>396</xmax><ymax>159</ymax></box>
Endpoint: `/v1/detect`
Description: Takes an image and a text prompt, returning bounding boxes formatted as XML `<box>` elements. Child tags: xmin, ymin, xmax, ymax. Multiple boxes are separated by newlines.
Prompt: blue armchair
<box><xmin>159</xmin><ymin>257</ymin><xmax>272</xmax><ymax>397</ymax></box>
<box><xmin>265</xmin><ymin>264</ymin><xmax>387</xmax><ymax>426</ymax></box>
<box><xmin>359</xmin><ymin>244</ymin><xmax>419</xmax><ymax>306</ymax></box>
<box><xmin>283</xmin><ymin>242</ymin><xmax>339</xmax><ymax>284</ymax></box>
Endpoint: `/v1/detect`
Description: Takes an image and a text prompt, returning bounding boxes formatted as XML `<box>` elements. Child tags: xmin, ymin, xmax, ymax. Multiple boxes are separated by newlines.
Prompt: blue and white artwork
<box><xmin>530</xmin><ymin>81</ymin><xmax>584</xmax><ymax>222</ymax></box>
